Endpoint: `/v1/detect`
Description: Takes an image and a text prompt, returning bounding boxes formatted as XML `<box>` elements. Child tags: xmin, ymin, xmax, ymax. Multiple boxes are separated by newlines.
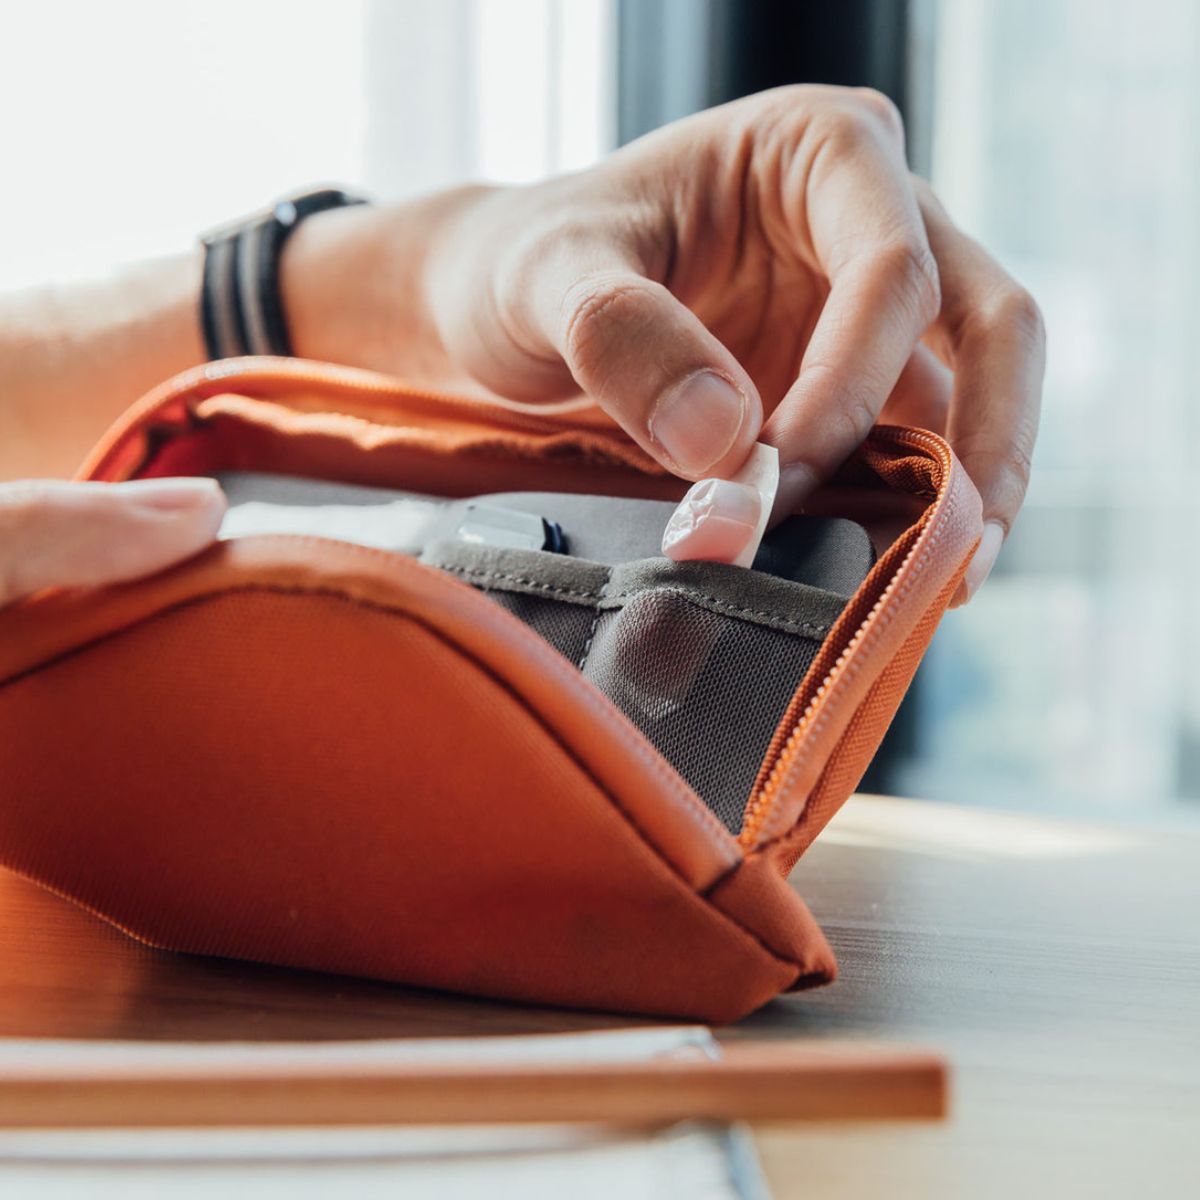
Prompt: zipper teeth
<box><xmin>738</xmin><ymin>427</ymin><xmax>953</xmax><ymax>848</ymax></box>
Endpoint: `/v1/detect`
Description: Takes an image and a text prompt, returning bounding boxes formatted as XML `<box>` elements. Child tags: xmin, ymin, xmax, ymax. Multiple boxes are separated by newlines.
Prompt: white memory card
<box><xmin>730</xmin><ymin>442</ymin><xmax>780</xmax><ymax>568</ymax></box>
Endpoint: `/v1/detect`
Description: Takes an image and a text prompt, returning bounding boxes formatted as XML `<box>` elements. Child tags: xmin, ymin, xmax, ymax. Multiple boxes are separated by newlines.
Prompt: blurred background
<box><xmin>3</xmin><ymin>0</ymin><xmax>1196</xmax><ymax>821</ymax></box>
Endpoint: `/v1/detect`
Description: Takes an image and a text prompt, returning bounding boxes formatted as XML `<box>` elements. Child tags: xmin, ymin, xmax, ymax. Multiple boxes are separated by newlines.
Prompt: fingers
<box><xmin>914</xmin><ymin>182</ymin><xmax>1045</xmax><ymax>605</ymax></box>
<box><xmin>762</xmin><ymin>97</ymin><xmax>942</xmax><ymax>512</ymax></box>
<box><xmin>534</xmin><ymin>267</ymin><xmax>763</xmax><ymax>480</ymax></box>
<box><xmin>0</xmin><ymin>478</ymin><xmax>226</xmax><ymax>607</ymax></box>
<box><xmin>878</xmin><ymin>344</ymin><xmax>953</xmax><ymax>435</ymax></box>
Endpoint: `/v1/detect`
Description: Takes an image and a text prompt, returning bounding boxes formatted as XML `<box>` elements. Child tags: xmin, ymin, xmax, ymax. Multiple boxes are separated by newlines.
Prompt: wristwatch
<box><xmin>199</xmin><ymin>186</ymin><xmax>369</xmax><ymax>360</ymax></box>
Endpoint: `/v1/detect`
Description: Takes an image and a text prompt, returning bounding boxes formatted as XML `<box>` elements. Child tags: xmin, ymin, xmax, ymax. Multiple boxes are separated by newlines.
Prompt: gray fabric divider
<box><xmin>419</xmin><ymin>543</ymin><xmax>846</xmax><ymax>638</ymax></box>
<box><xmin>600</xmin><ymin>558</ymin><xmax>846</xmax><ymax>637</ymax></box>
<box><xmin>418</xmin><ymin>540</ymin><xmax>611</xmax><ymax>606</ymax></box>
<box><xmin>418</xmin><ymin>540</ymin><xmax>840</xmax><ymax>834</ymax></box>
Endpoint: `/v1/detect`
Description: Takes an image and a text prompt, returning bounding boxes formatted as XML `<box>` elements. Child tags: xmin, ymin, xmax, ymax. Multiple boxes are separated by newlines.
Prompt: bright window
<box><xmin>0</xmin><ymin>0</ymin><xmax>614</xmax><ymax>288</ymax></box>
<box><xmin>903</xmin><ymin>0</ymin><xmax>1200</xmax><ymax>815</ymax></box>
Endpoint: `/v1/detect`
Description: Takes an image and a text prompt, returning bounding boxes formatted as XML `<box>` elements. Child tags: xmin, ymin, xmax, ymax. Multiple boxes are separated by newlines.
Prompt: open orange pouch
<box><xmin>0</xmin><ymin>359</ymin><xmax>981</xmax><ymax>1023</ymax></box>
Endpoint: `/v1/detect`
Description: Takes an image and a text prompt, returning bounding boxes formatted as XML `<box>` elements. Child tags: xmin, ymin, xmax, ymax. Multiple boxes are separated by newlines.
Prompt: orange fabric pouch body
<box><xmin>0</xmin><ymin>359</ymin><xmax>982</xmax><ymax>1023</ymax></box>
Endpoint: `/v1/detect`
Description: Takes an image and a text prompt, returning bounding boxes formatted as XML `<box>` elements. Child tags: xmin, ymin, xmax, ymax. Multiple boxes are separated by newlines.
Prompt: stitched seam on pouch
<box><xmin>444</xmin><ymin>573</ymin><xmax>831</xmax><ymax>637</ymax></box>
<box><xmin>600</xmin><ymin>586</ymin><xmax>831</xmax><ymax>636</ymax></box>
<box><xmin>699</xmin><ymin>855</ymin><xmax>817</xmax><ymax>972</ymax></box>
<box><xmin>575</xmin><ymin>568</ymin><xmax>613</xmax><ymax>671</ymax></box>
<box><xmin>434</xmin><ymin>563</ymin><xmax>602</xmax><ymax>604</ymax></box>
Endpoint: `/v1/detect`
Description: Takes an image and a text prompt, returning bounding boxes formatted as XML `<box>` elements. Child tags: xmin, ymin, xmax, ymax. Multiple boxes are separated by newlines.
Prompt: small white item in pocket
<box><xmin>661</xmin><ymin>443</ymin><xmax>780</xmax><ymax>568</ymax></box>
<box><xmin>729</xmin><ymin>441</ymin><xmax>779</xmax><ymax>567</ymax></box>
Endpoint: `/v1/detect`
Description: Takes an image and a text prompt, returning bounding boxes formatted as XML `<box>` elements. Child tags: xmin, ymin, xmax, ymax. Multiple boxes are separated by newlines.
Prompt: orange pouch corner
<box><xmin>0</xmin><ymin>358</ymin><xmax>982</xmax><ymax>1023</ymax></box>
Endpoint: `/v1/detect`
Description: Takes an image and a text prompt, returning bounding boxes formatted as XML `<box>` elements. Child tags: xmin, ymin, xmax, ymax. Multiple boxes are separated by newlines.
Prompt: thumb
<box><xmin>547</xmin><ymin>270</ymin><xmax>762</xmax><ymax>480</ymax></box>
<box><xmin>0</xmin><ymin>478</ymin><xmax>226</xmax><ymax>607</ymax></box>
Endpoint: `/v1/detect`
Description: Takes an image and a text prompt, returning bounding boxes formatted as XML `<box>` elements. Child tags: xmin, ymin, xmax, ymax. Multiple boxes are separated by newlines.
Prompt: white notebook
<box><xmin>0</xmin><ymin>1027</ymin><xmax>770</xmax><ymax>1200</ymax></box>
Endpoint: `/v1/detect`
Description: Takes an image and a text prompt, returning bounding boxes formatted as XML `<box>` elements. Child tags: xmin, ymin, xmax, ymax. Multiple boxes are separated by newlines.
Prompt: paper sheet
<box><xmin>0</xmin><ymin>1027</ymin><xmax>770</xmax><ymax>1199</ymax></box>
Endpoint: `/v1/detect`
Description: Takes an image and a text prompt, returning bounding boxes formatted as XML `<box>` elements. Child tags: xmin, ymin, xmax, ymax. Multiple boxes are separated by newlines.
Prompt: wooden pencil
<box><xmin>0</xmin><ymin>1041</ymin><xmax>947</xmax><ymax>1128</ymax></box>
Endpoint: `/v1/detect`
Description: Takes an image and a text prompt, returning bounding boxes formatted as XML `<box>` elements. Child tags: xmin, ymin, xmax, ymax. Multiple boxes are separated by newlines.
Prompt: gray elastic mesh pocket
<box><xmin>581</xmin><ymin>591</ymin><xmax>823</xmax><ymax>833</ymax></box>
<box><xmin>422</xmin><ymin>543</ymin><xmax>844</xmax><ymax>834</ymax></box>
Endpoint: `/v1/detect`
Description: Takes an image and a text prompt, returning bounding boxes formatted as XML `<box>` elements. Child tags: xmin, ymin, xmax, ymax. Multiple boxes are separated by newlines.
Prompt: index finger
<box><xmin>915</xmin><ymin>181</ymin><xmax>1045</xmax><ymax>603</ymax></box>
<box><xmin>762</xmin><ymin>99</ymin><xmax>942</xmax><ymax>513</ymax></box>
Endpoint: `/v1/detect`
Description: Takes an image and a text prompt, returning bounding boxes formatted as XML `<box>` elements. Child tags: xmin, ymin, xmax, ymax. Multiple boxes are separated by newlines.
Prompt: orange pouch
<box><xmin>0</xmin><ymin>359</ymin><xmax>981</xmax><ymax>1023</ymax></box>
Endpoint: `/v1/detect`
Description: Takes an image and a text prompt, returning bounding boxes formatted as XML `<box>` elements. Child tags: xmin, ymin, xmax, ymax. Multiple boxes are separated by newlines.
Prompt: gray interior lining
<box><xmin>215</xmin><ymin>470</ymin><xmax>866</xmax><ymax>834</ymax></box>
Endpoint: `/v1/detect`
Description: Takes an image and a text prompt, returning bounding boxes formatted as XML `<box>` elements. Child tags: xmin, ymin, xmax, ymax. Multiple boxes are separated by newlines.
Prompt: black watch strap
<box><xmin>200</xmin><ymin>187</ymin><xmax>368</xmax><ymax>360</ymax></box>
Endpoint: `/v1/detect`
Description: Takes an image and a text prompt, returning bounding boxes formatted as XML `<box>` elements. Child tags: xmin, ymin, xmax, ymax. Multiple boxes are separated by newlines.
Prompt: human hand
<box><xmin>284</xmin><ymin>86</ymin><xmax>1042</xmax><ymax>598</ymax></box>
<box><xmin>0</xmin><ymin>478</ymin><xmax>225</xmax><ymax>608</ymax></box>
<box><xmin>405</xmin><ymin>86</ymin><xmax>1042</xmax><ymax>599</ymax></box>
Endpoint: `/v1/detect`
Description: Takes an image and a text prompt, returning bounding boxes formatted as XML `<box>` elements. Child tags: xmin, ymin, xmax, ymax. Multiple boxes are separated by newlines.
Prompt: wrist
<box><xmin>279</xmin><ymin>186</ymin><xmax>497</xmax><ymax>387</ymax></box>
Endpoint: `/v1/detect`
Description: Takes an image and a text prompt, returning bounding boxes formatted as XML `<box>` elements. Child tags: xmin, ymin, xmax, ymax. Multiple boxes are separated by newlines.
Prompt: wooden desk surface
<box><xmin>1</xmin><ymin>794</ymin><xmax>1196</xmax><ymax>1198</ymax></box>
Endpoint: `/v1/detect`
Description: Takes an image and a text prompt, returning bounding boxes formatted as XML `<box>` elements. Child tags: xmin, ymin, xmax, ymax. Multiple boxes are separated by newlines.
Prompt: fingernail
<box><xmin>771</xmin><ymin>462</ymin><xmax>821</xmax><ymax>522</ymax></box>
<box><xmin>661</xmin><ymin>478</ymin><xmax>762</xmax><ymax>563</ymax></box>
<box><xmin>649</xmin><ymin>370</ymin><xmax>748</xmax><ymax>477</ymax></box>
<box><xmin>954</xmin><ymin>520</ymin><xmax>1005</xmax><ymax>606</ymax></box>
<box><xmin>115</xmin><ymin>477</ymin><xmax>225</xmax><ymax>514</ymax></box>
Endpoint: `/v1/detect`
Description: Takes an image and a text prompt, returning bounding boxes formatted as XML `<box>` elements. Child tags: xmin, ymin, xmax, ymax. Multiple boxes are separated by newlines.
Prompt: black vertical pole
<box><xmin>616</xmin><ymin>0</ymin><xmax>921</xmax><ymax>794</ymax></box>
<box><xmin>618</xmin><ymin>0</ymin><xmax>912</xmax><ymax>145</ymax></box>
